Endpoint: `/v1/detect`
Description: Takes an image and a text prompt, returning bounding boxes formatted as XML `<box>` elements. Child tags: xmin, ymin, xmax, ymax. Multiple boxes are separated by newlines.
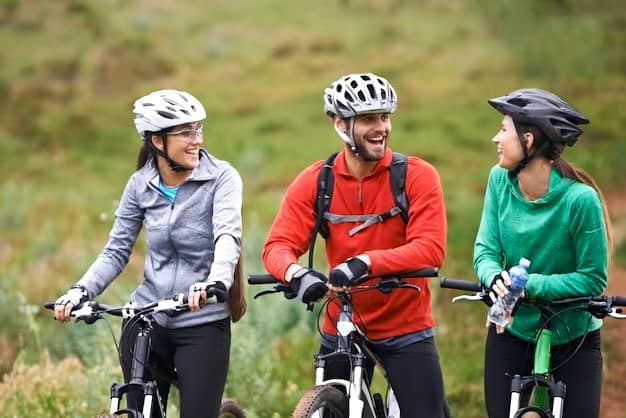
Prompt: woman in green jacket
<box><xmin>473</xmin><ymin>88</ymin><xmax>612</xmax><ymax>418</ymax></box>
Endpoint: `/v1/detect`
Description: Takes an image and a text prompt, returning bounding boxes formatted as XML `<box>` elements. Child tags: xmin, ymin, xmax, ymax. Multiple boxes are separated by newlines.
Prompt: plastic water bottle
<box><xmin>487</xmin><ymin>257</ymin><xmax>531</xmax><ymax>328</ymax></box>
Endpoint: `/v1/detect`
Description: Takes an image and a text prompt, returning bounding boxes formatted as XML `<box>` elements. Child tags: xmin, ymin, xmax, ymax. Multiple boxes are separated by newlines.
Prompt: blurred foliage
<box><xmin>0</xmin><ymin>0</ymin><xmax>624</xmax><ymax>417</ymax></box>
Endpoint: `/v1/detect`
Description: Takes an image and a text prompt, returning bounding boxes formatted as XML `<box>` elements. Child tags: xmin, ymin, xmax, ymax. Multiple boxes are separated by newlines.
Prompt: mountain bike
<box><xmin>248</xmin><ymin>267</ymin><xmax>451</xmax><ymax>418</ymax></box>
<box><xmin>439</xmin><ymin>277</ymin><xmax>626</xmax><ymax>418</ymax></box>
<box><xmin>45</xmin><ymin>294</ymin><xmax>245</xmax><ymax>418</ymax></box>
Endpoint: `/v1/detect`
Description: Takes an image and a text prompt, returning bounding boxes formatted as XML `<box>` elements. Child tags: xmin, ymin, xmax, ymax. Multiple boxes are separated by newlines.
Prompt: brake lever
<box><xmin>253</xmin><ymin>284</ymin><xmax>293</xmax><ymax>299</ymax></box>
<box><xmin>452</xmin><ymin>293</ymin><xmax>486</xmax><ymax>303</ymax></box>
<box><xmin>397</xmin><ymin>283</ymin><xmax>421</xmax><ymax>293</ymax></box>
<box><xmin>608</xmin><ymin>308</ymin><xmax>626</xmax><ymax>319</ymax></box>
<box><xmin>71</xmin><ymin>302</ymin><xmax>100</xmax><ymax>324</ymax></box>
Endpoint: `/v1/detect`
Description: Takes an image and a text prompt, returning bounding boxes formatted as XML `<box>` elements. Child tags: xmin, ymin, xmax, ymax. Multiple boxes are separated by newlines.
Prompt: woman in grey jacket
<box><xmin>53</xmin><ymin>89</ymin><xmax>243</xmax><ymax>418</ymax></box>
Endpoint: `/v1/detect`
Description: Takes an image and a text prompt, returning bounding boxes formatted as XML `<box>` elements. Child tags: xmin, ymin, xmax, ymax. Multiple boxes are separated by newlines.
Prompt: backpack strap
<box><xmin>307</xmin><ymin>152</ymin><xmax>338</xmax><ymax>268</ymax></box>
<box><xmin>307</xmin><ymin>152</ymin><xmax>409</xmax><ymax>268</ymax></box>
<box><xmin>390</xmin><ymin>152</ymin><xmax>409</xmax><ymax>224</ymax></box>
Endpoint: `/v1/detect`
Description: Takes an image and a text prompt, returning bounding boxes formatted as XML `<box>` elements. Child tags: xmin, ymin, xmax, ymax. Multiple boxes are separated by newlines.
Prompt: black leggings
<box><xmin>484</xmin><ymin>326</ymin><xmax>602</xmax><ymax>418</ymax></box>
<box><xmin>319</xmin><ymin>337</ymin><xmax>446</xmax><ymax>418</ymax></box>
<box><xmin>119</xmin><ymin>318</ymin><xmax>231</xmax><ymax>418</ymax></box>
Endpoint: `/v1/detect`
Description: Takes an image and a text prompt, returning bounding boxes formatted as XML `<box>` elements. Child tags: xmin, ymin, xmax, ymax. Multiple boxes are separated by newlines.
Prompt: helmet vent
<box><xmin>509</xmin><ymin>98</ymin><xmax>529</xmax><ymax>107</ymax></box>
<box><xmin>157</xmin><ymin>110</ymin><xmax>177</xmax><ymax>119</ymax></box>
<box><xmin>133</xmin><ymin>89</ymin><xmax>206</xmax><ymax>135</ymax></box>
<box><xmin>322</xmin><ymin>73</ymin><xmax>397</xmax><ymax>119</ymax></box>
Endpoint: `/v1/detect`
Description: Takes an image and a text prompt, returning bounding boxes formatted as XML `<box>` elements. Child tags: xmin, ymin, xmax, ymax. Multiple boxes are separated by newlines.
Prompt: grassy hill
<box><xmin>0</xmin><ymin>0</ymin><xmax>624</xmax><ymax>416</ymax></box>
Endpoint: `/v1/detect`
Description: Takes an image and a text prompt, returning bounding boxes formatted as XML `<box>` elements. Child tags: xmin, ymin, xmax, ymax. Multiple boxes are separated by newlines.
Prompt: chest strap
<box><xmin>324</xmin><ymin>206</ymin><xmax>403</xmax><ymax>236</ymax></box>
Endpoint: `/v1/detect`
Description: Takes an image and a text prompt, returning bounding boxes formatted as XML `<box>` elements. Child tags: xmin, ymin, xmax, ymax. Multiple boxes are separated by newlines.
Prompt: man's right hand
<box><xmin>290</xmin><ymin>268</ymin><xmax>329</xmax><ymax>304</ymax></box>
<box><xmin>54</xmin><ymin>286</ymin><xmax>88</xmax><ymax>322</ymax></box>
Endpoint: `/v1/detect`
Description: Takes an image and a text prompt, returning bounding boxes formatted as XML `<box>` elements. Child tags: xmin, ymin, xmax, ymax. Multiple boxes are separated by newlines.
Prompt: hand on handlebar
<box><xmin>291</xmin><ymin>267</ymin><xmax>329</xmax><ymax>304</ymax></box>
<box><xmin>54</xmin><ymin>286</ymin><xmax>89</xmax><ymax>322</ymax></box>
<box><xmin>329</xmin><ymin>257</ymin><xmax>369</xmax><ymax>291</ymax></box>
<box><xmin>486</xmin><ymin>271</ymin><xmax>524</xmax><ymax>334</ymax></box>
<box><xmin>188</xmin><ymin>281</ymin><xmax>228</xmax><ymax>311</ymax></box>
<box><xmin>487</xmin><ymin>272</ymin><xmax>509</xmax><ymax>304</ymax></box>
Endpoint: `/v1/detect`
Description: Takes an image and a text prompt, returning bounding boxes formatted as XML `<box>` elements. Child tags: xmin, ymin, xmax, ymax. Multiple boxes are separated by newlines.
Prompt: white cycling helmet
<box><xmin>323</xmin><ymin>73</ymin><xmax>397</xmax><ymax>119</ymax></box>
<box><xmin>133</xmin><ymin>89</ymin><xmax>206</xmax><ymax>137</ymax></box>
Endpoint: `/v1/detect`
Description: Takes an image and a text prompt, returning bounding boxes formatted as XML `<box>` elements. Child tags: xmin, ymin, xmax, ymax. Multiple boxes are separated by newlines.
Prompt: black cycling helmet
<box><xmin>488</xmin><ymin>88</ymin><xmax>589</xmax><ymax>146</ymax></box>
<box><xmin>488</xmin><ymin>88</ymin><xmax>589</xmax><ymax>176</ymax></box>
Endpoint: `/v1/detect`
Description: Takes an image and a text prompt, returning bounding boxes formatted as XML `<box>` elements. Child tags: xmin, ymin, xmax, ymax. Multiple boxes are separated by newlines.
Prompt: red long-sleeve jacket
<box><xmin>262</xmin><ymin>148</ymin><xmax>446</xmax><ymax>339</ymax></box>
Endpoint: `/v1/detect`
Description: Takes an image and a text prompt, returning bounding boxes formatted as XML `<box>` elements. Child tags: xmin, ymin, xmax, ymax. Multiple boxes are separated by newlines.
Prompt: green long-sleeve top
<box><xmin>473</xmin><ymin>165</ymin><xmax>608</xmax><ymax>344</ymax></box>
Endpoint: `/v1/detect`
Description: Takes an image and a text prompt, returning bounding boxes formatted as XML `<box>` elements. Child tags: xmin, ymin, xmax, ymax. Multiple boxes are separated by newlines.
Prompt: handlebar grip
<box><xmin>247</xmin><ymin>274</ymin><xmax>280</xmax><ymax>285</ymax></box>
<box><xmin>440</xmin><ymin>277</ymin><xmax>483</xmax><ymax>292</ymax></box>
<box><xmin>44</xmin><ymin>302</ymin><xmax>55</xmax><ymax>310</ymax></box>
<box><xmin>611</xmin><ymin>295</ymin><xmax>626</xmax><ymax>307</ymax></box>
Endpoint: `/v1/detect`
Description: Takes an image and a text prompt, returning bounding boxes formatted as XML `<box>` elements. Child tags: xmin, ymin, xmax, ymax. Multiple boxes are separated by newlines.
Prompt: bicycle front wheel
<box><xmin>220</xmin><ymin>397</ymin><xmax>246</xmax><ymax>418</ymax></box>
<box><xmin>292</xmin><ymin>385</ymin><xmax>348</xmax><ymax>418</ymax></box>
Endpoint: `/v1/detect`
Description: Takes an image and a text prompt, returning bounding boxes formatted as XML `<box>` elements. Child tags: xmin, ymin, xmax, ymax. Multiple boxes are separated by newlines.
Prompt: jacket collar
<box><xmin>334</xmin><ymin>148</ymin><xmax>393</xmax><ymax>178</ymax></box>
<box><xmin>137</xmin><ymin>148</ymin><xmax>217</xmax><ymax>185</ymax></box>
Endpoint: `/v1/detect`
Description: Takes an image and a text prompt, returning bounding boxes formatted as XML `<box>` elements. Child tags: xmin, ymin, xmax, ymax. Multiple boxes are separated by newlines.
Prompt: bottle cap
<box><xmin>519</xmin><ymin>257</ymin><xmax>531</xmax><ymax>268</ymax></box>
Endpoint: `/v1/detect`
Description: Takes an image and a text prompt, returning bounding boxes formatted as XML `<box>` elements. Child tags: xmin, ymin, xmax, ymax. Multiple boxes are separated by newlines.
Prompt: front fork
<box><xmin>315</xmin><ymin>353</ymin><xmax>373</xmax><ymax>418</ymax></box>
<box><xmin>508</xmin><ymin>329</ymin><xmax>566</xmax><ymax>418</ymax></box>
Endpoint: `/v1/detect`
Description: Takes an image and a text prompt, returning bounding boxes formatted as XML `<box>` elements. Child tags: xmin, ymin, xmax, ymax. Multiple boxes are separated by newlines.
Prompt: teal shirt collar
<box><xmin>509</xmin><ymin>166</ymin><xmax>568</xmax><ymax>205</ymax></box>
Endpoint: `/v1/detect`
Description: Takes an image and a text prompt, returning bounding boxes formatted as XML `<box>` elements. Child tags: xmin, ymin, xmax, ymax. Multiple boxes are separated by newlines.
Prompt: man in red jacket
<box><xmin>262</xmin><ymin>73</ymin><xmax>447</xmax><ymax>417</ymax></box>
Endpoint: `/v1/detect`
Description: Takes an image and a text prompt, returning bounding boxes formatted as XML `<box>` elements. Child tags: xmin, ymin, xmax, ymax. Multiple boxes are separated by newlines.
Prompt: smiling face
<box><xmin>492</xmin><ymin>115</ymin><xmax>526</xmax><ymax>170</ymax></box>
<box><xmin>152</xmin><ymin>122</ymin><xmax>203</xmax><ymax>170</ymax></box>
<box><xmin>349</xmin><ymin>113</ymin><xmax>392</xmax><ymax>161</ymax></box>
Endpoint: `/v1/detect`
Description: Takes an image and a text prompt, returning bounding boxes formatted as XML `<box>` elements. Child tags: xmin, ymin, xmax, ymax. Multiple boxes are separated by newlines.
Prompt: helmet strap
<box><xmin>334</xmin><ymin>118</ymin><xmax>355</xmax><ymax>147</ymax></box>
<box><xmin>335</xmin><ymin>118</ymin><xmax>368</xmax><ymax>160</ymax></box>
<box><xmin>148</xmin><ymin>134</ymin><xmax>192</xmax><ymax>172</ymax></box>
<box><xmin>509</xmin><ymin>141</ymin><xmax>551</xmax><ymax>178</ymax></box>
<box><xmin>508</xmin><ymin>121</ymin><xmax>531</xmax><ymax>177</ymax></box>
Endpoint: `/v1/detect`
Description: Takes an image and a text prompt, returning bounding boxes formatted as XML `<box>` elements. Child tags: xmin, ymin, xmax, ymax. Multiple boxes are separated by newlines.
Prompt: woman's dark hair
<box><xmin>136</xmin><ymin>132</ymin><xmax>159</xmax><ymax>170</ymax></box>
<box><xmin>518</xmin><ymin>123</ymin><xmax>614</xmax><ymax>257</ymax></box>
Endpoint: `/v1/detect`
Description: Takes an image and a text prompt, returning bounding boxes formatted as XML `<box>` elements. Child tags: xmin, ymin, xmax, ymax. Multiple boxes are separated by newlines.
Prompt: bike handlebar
<box><xmin>248</xmin><ymin>267</ymin><xmax>439</xmax><ymax>286</ymax></box>
<box><xmin>439</xmin><ymin>277</ymin><xmax>626</xmax><ymax>319</ymax></box>
<box><xmin>440</xmin><ymin>277</ymin><xmax>484</xmax><ymax>293</ymax></box>
<box><xmin>247</xmin><ymin>274</ymin><xmax>279</xmax><ymax>285</ymax></box>
<box><xmin>44</xmin><ymin>294</ymin><xmax>193</xmax><ymax>323</ymax></box>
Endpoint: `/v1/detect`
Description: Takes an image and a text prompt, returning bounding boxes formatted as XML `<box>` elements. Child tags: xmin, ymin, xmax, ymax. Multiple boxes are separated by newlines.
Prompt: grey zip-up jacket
<box><xmin>76</xmin><ymin>149</ymin><xmax>242</xmax><ymax>328</ymax></box>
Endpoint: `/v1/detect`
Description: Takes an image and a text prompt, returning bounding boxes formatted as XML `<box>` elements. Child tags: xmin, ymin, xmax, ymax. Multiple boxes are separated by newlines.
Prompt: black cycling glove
<box><xmin>486</xmin><ymin>273</ymin><xmax>504</xmax><ymax>307</ymax></box>
<box><xmin>205</xmin><ymin>281</ymin><xmax>228</xmax><ymax>303</ymax></box>
<box><xmin>290</xmin><ymin>268</ymin><xmax>328</xmax><ymax>304</ymax></box>
<box><xmin>488</xmin><ymin>273</ymin><xmax>523</xmax><ymax>314</ymax></box>
<box><xmin>329</xmin><ymin>257</ymin><xmax>368</xmax><ymax>288</ymax></box>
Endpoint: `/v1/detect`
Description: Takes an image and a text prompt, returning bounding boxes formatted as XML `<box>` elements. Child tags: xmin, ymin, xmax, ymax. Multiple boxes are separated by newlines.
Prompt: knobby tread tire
<box><xmin>292</xmin><ymin>385</ymin><xmax>348</xmax><ymax>418</ymax></box>
<box><xmin>220</xmin><ymin>397</ymin><xmax>246</xmax><ymax>418</ymax></box>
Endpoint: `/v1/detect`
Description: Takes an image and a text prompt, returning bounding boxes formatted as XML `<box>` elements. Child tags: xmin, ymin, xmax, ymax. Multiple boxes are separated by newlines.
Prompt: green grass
<box><xmin>1</xmin><ymin>0</ymin><xmax>624</xmax><ymax>416</ymax></box>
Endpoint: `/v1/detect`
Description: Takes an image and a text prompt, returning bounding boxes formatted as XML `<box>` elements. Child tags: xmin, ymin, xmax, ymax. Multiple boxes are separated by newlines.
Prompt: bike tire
<box><xmin>220</xmin><ymin>397</ymin><xmax>246</xmax><ymax>418</ymax></box>
<box><xmin>292</xmin><ymin>385</ymin><xmax>349</xmax><ymax>418</ymax></box>
<box><xmin>512</xmin><ymin>406</ymin><xmax>551</xmax><ymax>418</ymax></box>
<box><xmin>443</xmin><ymin>397</ymin><xmax>452</xmax><ymax>418</ymax></box>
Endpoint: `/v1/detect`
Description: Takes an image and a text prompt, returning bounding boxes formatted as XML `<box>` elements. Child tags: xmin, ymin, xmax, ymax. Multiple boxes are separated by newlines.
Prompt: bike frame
<box><xmin>248</xmin><ymin>268</ymin><xmax>439</xmax><ymax>418</ymax></box>
<box><xmin>45</xmin><ymin>295</ymin><xmax>243</xmax><ymax>418</ymax></box>
<box><xmin>440</xmin><ymin>277</ymin><xmax>626</xmax><ymax>418</ymax></box>
<box><xmin>313</xmin><ymin>292</ymin><xmax>394</xmax><ymax>418</ymax></box>
<box><xmin>508</xmin><ymin>328</ymin><xmax>566</xmax><ymax>418</ymax></box>
<box><xmin>108</xmin><ymin>314</ymin><xmax>168</xmax><ymax>418</ymax></box>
